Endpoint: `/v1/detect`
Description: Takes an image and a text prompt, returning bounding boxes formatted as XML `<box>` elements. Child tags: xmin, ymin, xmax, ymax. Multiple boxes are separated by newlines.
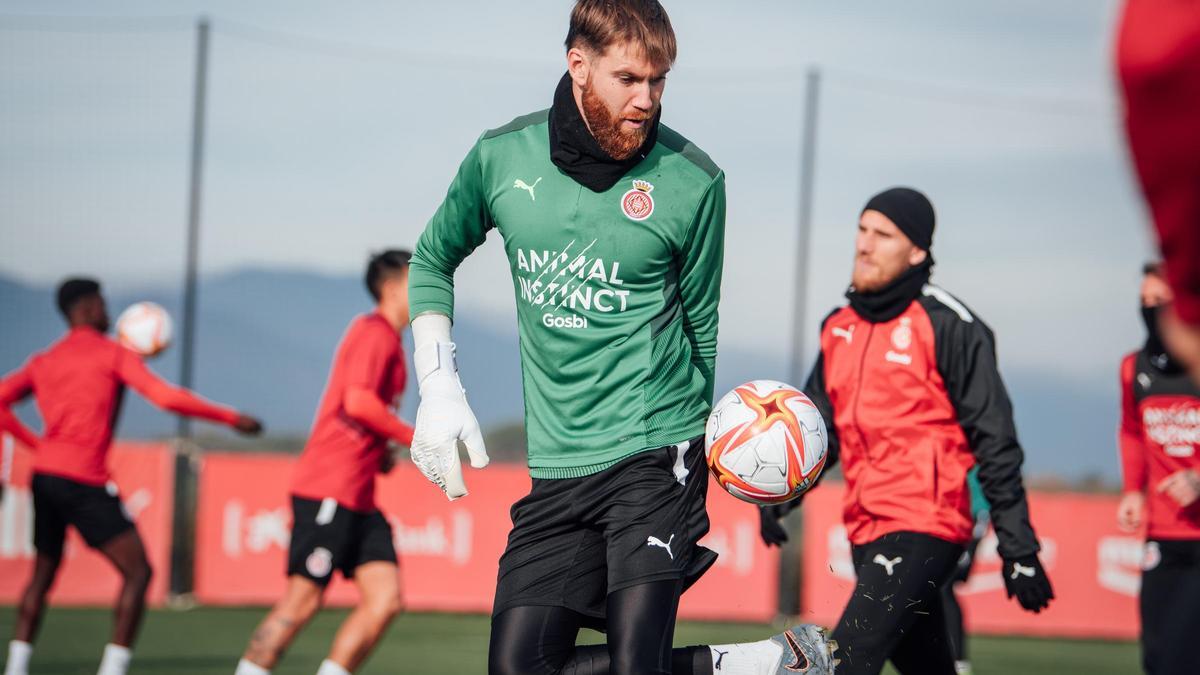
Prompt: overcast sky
<box><xmin>0</xmin><ymin>1</ymin><xmax>1153</xmax><ymax>406</ymax></box>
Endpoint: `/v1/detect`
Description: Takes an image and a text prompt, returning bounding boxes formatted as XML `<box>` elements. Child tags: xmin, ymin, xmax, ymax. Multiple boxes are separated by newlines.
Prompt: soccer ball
<box><xmin>115</xmin><ymin>302</ymin><xmax>173</xmax><ymax>357</ymax></box>
<box><xmin>705</xmin><ymin>380</ymin><xmax>828</xmax><ymax>505</ymax></box>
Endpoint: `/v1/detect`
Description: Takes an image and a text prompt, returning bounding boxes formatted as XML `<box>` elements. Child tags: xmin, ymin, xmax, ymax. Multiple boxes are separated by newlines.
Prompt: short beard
<box><xmin>581</xmin><ymin>83</ymin><xmax>653</xmax><ymax>161</ymax></box>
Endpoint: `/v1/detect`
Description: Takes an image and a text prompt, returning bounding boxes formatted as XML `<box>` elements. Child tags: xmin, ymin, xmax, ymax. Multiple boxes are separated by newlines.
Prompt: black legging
<box><xmin>488</xmin><ymin>580</ymin><xmax>712</xmax><ymax>675</ymax></box>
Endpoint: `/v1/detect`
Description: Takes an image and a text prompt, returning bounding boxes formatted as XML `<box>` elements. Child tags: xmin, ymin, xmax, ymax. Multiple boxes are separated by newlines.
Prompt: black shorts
<box><xmin>286</xmin><ymin>496</ymin><xmax>397</xmax><ymax>587</ymax></box>
<box><xmin>32</xmin><ymin>473</ymin><xmax>135</xmax><ymax>557</ymax></box>
<box><xmin>492</xmin><ymin>436</ymin><xmax>717</xmax><ymax>628</ymax></box>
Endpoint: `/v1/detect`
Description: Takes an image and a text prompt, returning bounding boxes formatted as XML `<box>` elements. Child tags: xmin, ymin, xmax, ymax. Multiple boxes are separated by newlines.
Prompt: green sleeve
<box><xmin>408</xmin><ymin>139</ymin><xmax>493</xmax><ymax>321</ymax></box>
<box><xmin>678</xmin><ymin>171</ymin><xmax>726</xmax><ymax>405</ymax></box>
<box><xmin>967</xmin><ymin>466</ymin><xmax>991</xmax><ymax>515</ymax></box>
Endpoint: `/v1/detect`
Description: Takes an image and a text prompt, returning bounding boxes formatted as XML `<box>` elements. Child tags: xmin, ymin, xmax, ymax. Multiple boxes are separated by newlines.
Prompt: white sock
<box><xmin>4</xmin><ymin>641</ymin><xmax>32</xmax><ymax>675</ymax></box>
<box><xmin>96</xmin><ymin>643</ymin><xmax>131</xmax><ymax>675</ymax></box>
<box><xmin>708</xmin><ymin>639</ymin><xmax>782</xmax><ymax>674</ymax></box>
<box><xmin>235</xmin><ymin>658</ymin><xmax>272</xmax><ymax>675</ymax></box>
<box><xmin>955</xmin><ymin>660</ymin><xmax>973</xmax><ymax>674</ymax></box>
<box><xmin>316</xmin><ymin>659</ymin><xmax>351</xmax><ymax>675</ymax></box>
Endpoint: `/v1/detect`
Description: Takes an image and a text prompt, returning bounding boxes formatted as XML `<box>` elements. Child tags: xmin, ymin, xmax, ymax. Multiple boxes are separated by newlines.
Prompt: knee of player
<box><xmin>487</xmin><ymin>650</ymin><xmax>537</xmax><ymax>675</ymax></box>
<box><xmin>289</xmin><ymin>592</ymin><xmax>322</xmax><ymax>621</ymax></box>
<box><xmin>366</xmin><ymin>592</ymin><xmax>403</xmax><ymax>622</ymax></box>
<box><xmin>126</xmin><ymin>559</ymin><xmax>153</xmax><ymax>588</ymax></box>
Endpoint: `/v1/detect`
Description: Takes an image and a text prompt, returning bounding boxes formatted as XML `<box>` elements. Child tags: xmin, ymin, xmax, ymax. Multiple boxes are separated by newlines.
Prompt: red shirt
<box><xmin>1118</xmin><ymin>1</ymin><xmax>1200</xmax><ymax>324</ymax></box>
<box><xmin>0</xmin><ymin>326</ymin><xmax>240</xmax><ymax>485</ymax></box>
<box><xmin>810</xmin><ymin>287</ymin><xmax>1040</xmax><ymax>559</ymax></box>
<box><xmin>290</xmin><ymin>313</ymin><xmax>412</xmax><ymax>513</ymax></box>
<box><xmin>821</xmin><ymin>303</ymin><xmax>975</xmax><ymax>546</ymax></box>
<box><xmin>1119</xmin><ymin>351</ymin><xmax>1200</xmax><ymax>539</ymax></box>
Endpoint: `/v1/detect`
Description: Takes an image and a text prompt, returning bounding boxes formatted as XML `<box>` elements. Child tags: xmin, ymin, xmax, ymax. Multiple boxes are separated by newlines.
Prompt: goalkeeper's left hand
<box><xmin>1001</xmin><ymin>554</ymin><xmax>1054</xmax><ymax>613</ymax></box>
<box><xmin>410</xmin><ymin>314</ymin><xmax>489</xmax><ymax>500</ymax></box>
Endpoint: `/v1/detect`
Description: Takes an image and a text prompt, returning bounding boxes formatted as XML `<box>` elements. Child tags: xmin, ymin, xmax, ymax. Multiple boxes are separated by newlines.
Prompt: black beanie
<box><xmin>862</xmin><ymin>187</ymin><xmax>935</xmax><ymax>251</ymax></box>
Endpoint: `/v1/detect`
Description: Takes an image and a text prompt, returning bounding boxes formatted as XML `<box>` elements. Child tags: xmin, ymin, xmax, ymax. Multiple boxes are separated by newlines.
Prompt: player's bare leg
<box><xmin>91</xmin><ymin>529</ymin><xmax>152</xmax><ymax>675</ymax></box>
<box><xmin>13</xmin><ymin>553</ymin><xmax>60</xmax><ymax>644</ymax></box>
<box><xmin>4</xmin><ymin>553</ymin><xmax>61</xmax><ymax>675</ymax></box>
<box><xmin>95</xmin><ymin>529</ymin><xmax>153</xmax><ymax>648</ymax></box>
<box><xmin>324</xmin><ymin>561</ymin><xmax>402</xmax><ymax>673</ymax></box>
<box><xmin>239</xmin><ymin>576</ymin><xmax>324</xmax><ymax>671</ymax></box>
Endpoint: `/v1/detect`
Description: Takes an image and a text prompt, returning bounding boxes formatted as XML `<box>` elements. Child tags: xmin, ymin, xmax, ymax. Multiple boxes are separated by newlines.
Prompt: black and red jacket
<box><xmin>806</xmin><ymin>284</ymin><xmax>1040</xmax><ymax>558</ymax></box>
<box><xmin>1119</xmin><ymin>348</ymin><xmax>1200</xmax><ymax>540</ymax></box>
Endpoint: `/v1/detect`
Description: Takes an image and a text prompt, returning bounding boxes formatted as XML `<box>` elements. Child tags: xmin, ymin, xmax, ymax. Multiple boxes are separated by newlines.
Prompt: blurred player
<box><xmin>406</xmin><ymin>2</ymin><xmax>836</xmax><ymax>673</ymax></box>
<box><xmin>235</xmin><ymin>250</ymin><xmax>415</xmax><ymax>675</ymax></box>
<box><xmin>940</xmin><ymin>468</ymin><xmax>990</xmax><ymax>675</ymax></box>
<box><xmin>0</xmin><ymin>278</ymin><xmax>262</xmax><ymax>675</ymax></box>
<box><xmin>1118</xmin><ymin>1</ymin><xmax>1200</xmax><ymax>381</ymax></box>
<box><xmin>1116</xmin><ymin>262</ymin><xmax>1200</xmax><ymax>675</ymax></box>
<box><xmin>761</xmin><ymin>187</ymin><xmax>1054</xmax><ymax>674</ymax></box>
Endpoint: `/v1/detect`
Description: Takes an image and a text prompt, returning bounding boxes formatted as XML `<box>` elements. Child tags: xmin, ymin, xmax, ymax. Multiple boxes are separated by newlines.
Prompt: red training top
<box><xmin>807</xmin><ymin>286</ymin><xmax>1040</xmax><ymax>560</ymax></box>
<box><xmin>0</xmin><ymin>326</ymin><xmax>241</xmax><ymax>485</ymax></box>
<box><xmin>1118</xmin><ymin>0</ymin><xmax>1200</xmax><ymax>324</ymax></box>
<box><xmin>290</xmin><ymin>313</ymin><xmax>413</xmax><ymax>513</ymax></box>
<box><xmin>1119</xmin><ymin>350</ymin><xmax>1200</xmax><ymax>540</ymax></box>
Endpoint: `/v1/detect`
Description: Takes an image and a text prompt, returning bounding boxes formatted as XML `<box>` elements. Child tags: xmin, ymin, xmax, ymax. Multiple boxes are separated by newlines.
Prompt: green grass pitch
<box><xmin>0</xmin><ymin>607</ymin><xmax>1139</xmax><ymax>674</ymax></box>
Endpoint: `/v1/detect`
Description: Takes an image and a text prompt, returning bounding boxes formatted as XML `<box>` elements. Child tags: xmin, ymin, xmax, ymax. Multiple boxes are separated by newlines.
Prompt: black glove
<box><xmin>1002</xmin><ymin>554</ymin><xmax>1054</xmax><ymax>613</ymax></box>
<box><xmin>759</xmin><ymin>503</ymin><xmax>791</xmax><ymax>547</ymax></box>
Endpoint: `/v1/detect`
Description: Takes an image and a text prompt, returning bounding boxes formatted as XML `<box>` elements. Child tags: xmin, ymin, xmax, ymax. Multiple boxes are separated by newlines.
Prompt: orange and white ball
<box><xmin>705</xmin><ymin>380</ymin><xmax>828</xmax><ymax>505</ymax></box>
<box><xmin>115</xmin><ymin>302</ymin><xmax>173</xmax><ymax>357</ymax></box>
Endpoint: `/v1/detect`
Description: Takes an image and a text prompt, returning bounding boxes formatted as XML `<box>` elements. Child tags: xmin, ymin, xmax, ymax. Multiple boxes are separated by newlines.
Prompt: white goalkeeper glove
<box><xmin>410</xmin><ymin>313</ymin><xmax>489</xmax><ymax>499</ymax></box>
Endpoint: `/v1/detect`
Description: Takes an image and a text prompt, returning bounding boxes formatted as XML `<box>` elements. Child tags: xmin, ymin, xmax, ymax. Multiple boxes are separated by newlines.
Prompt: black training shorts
<box><xmin>492</xmin><ymin>436</ymin><xmax>717</xmax><ymax>628</ymax></box>
<box><xmin>286</xmin><ymin>496</ymin><xmax>397</xmax><ymax>587</ymax></box>
<box><xmin>32</xmin><ymin>472</ymin><xmax>135</xmax><ymax>557</ymax></box>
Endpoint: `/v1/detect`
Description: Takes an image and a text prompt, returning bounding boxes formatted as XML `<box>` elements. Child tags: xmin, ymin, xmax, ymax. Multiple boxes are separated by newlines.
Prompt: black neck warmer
<box><xmin>1142</xmin><ymin>304</ymin><xmax>1185</xmax><ymax>374</ymax></box>
<box><xmin>547</xmin><ymin>72</ymin><xmax>660</xmax><ymax>193</ymax></box>
<box><xmin>846</xmin><ymin>258</ymin><xmax>934</xmax><ymax>324</ymax></box>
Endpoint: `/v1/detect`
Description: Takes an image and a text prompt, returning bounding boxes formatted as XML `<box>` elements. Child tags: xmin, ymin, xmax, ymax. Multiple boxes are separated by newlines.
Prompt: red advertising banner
<box><xmin>0</xmin><ymin>436</ymin><xmax>175</xmax><ymax>606</ymax></box>
<box><xmin>194</xmin><ymin>452</ymin><xmax>779</xmax><ymax>621</ymax></box>
<box><xmin>799</xmin><ymin>483</ymin><xmax>1142</xmax><ymax>639</ymax></box>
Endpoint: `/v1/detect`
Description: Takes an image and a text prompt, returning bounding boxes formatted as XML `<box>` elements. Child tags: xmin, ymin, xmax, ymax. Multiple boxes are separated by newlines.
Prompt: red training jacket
<box><xmin>0</xmin><ymin>326</ymin><xmax>241</xmax><ymax>485</ymax></box>
<box><xmin>290</xmin><ymin>313</ymin><xmax>413</xmax><ymax>513</ymax></box>
<box><xmin>806</xmin><ymin>285</ymin><xmax>1040</xmax><ymax>558</ymax></box>
<box><xmin>1119</xmin><ymin>349</ymin><xmax>1200</xmax><ymax>540</ymax></box>
<box><xmin>1118</xmin><ymin>0</ymin><xmax>1200</xmax><ymax>325</ymax></box>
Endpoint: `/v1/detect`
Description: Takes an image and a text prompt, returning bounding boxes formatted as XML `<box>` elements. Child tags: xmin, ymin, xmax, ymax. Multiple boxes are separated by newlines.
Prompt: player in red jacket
<box><xmin>1117</xmin><ymin>262</ymin><xmax>1200</xmax><ymax>675</ymax></box>
<box><xmin>761</xmin><ymin>188</ymin><xmax>1053</xmax><ymax>675</ymax></box>
<box><xmin>236</xmin><ymin>251</ymin><xmax>416</xmax><ymax>675</ymax></box>
<box><xmin>1118</xmin><ymin>1</ymin><xmax>1200</xmax><ymax>382</ymax></box>
<box><xmin>0</xmin><ymin>278</ymin><xmax>262</xmax><ymax>675</ymax></box>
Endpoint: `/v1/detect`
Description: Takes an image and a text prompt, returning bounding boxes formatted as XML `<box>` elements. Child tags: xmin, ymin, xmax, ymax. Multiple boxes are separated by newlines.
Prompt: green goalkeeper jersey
<box><xmin>409</xmin><ymin>110</ymin><xmax>725</xmax><ymax>479</ymax></box>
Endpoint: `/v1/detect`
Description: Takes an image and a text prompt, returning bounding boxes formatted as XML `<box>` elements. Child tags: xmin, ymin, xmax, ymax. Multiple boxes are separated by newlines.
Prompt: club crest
<box><xmin>891</xmin><ymin>317</ymin><xmax>913</xmax><ymax>351</ymax></box>
<box><xmin>621</xmin><ymin>179</ymin><xmax>655</xmax><ymax>221</ymax></box>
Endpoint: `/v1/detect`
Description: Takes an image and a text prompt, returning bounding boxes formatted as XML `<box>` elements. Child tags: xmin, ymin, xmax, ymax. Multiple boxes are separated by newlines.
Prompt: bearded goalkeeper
<box><xmin>405</xmin><ymin>3</ymin><xmax>836</xmax><ymax>673</ymax></box>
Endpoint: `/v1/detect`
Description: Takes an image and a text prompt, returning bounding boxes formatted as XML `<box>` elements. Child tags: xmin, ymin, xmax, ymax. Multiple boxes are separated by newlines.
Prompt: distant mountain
<box><xmin>0</xmin><ymin>270</ymin><xmax>1119</xmax><ymax>483</ymax></box>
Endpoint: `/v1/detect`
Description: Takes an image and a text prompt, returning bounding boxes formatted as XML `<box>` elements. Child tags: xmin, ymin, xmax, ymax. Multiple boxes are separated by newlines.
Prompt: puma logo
<box><xmin>832</xmin><ymin>325</ymin><xmax>854</xmax><ymax>344</ymax></box>
<box><xmin>513</xmin><ymin>177</ymin><xmax>542</xmax><ymax>201</ymax></box>
<box><xmin>1010</xmin><ymin>562</ymin><xmax>1036</xmax><ymax>579</ymax></box>
<box><xmin>647</xmin><ymin>534</ymin><xmax>675</xmax><ymax>560</ymax></box>
<box><xmin>873</xmin><ymin>554</ymin><xmax>902</xmax><ymax>576</ymax></box>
